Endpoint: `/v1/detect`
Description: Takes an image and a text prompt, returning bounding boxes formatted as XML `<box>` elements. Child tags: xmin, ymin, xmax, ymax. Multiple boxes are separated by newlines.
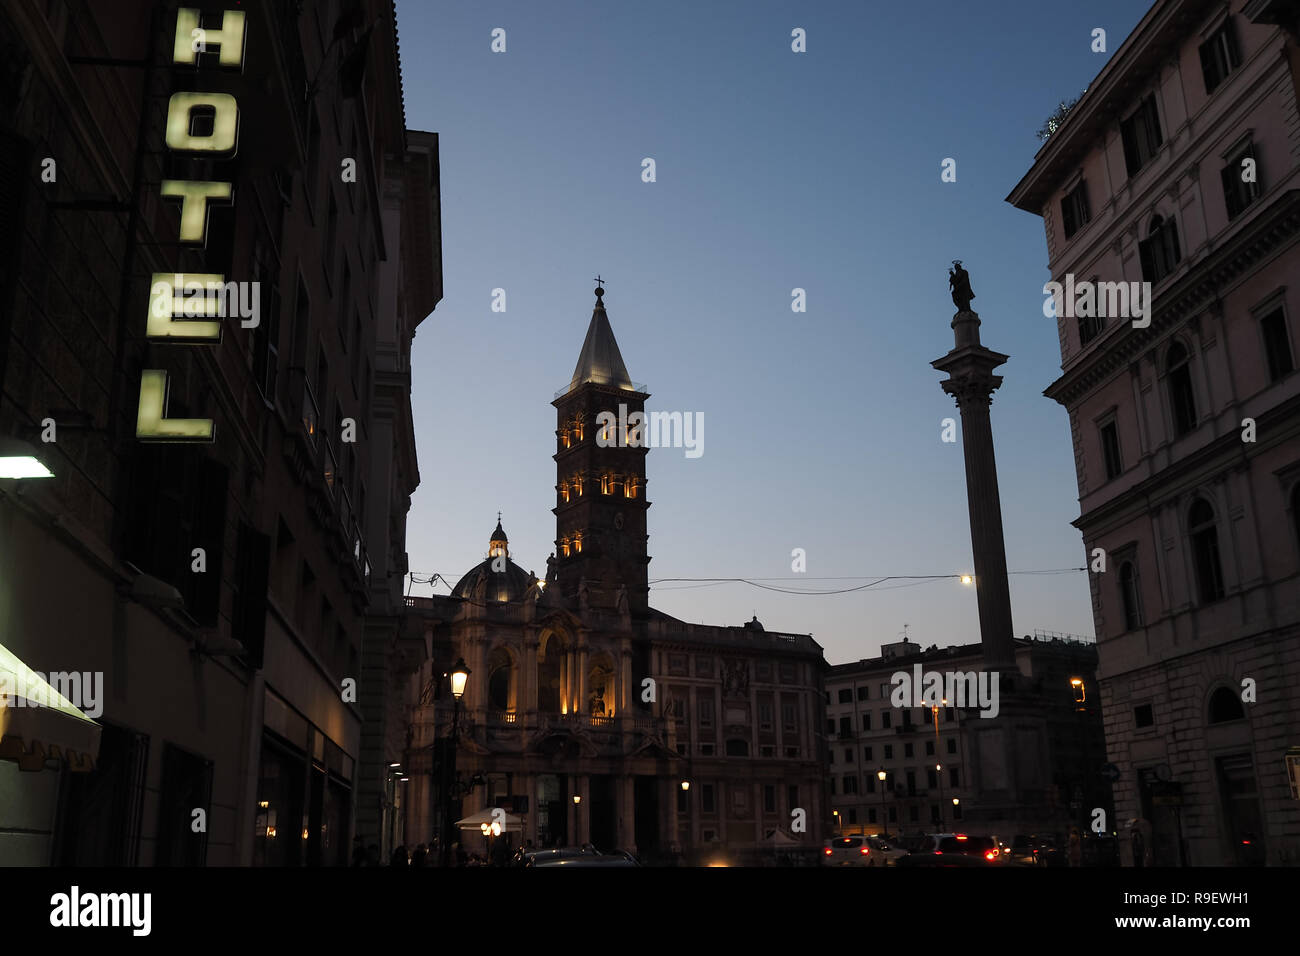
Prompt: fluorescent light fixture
<box><xmin>0</xmin><ymin>438</ymin><xmax>54</xmax><ymax>479</ymax></box>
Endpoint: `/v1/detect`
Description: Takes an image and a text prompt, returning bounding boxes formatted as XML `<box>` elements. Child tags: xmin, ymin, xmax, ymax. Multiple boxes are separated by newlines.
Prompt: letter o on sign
<box><xmin>165</xmin><ymin>91</ymin><xmax>239</xmax><ymax>153</ymax></box>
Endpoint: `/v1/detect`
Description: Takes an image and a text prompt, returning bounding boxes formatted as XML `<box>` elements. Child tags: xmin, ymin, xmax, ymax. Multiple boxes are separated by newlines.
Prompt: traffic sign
<box><xmin>1099</xmin><ymin>763</ymin><xmax>1121</xmax><ymax>782</ymax></box>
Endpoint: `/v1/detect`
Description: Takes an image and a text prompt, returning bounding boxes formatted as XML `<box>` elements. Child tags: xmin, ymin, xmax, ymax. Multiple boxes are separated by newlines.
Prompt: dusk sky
<box><xmin>395</xmin><ymin>0</ymin><xmax>1147</xmax><ymax>666</ymax></box>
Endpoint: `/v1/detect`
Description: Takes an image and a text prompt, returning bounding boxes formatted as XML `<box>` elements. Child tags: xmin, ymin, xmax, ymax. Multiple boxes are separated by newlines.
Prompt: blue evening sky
<box><xmin>394</xmin><ymin>0</ymin><xmax>1147</xmax><ymax>665</ymax></box>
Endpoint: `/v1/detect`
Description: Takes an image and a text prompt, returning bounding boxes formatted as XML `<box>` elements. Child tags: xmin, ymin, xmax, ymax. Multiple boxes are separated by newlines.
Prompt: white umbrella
<box><xmin>455</xmin><ymin>807</ymin><xmax>524</xmax><ymax>831</ymax></box>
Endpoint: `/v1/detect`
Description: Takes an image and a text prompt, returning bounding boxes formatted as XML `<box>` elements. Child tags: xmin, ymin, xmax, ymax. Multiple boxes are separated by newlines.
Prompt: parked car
<box><xmin>864</xmin><ymin>836</ymin><xmax>908</xmax><ymax>866</ymax></box>
<box><xmin>530</xmin><ymin>854</ymin><xmax>641</xmax><ymax>867</ymax></box>
<box><xmin>1081</xmin><ymin>834</ymin><xmax>1120</xmax><ymax>867</ymax></box>
<box><xmin>909</xmin><ymin>833</ymin><xmax>1003</xmax><ymax>863</ymax></box>
<box><xmin>514</xmin><ymin>846</ymin><xmax>599</xmax><ymax>868</ymax></box>
<box><xmin>821</xmin><ymin>836</ymin><xmax>874</xmax><ymax>866</ymax></box>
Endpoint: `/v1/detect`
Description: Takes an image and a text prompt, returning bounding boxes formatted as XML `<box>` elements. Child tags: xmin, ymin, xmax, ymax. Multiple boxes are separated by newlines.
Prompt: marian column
<box><xmin>931</xmin><ymin>261</ymin><xmax>1017</xmax><ymax>673</ymax></box>
<box><xmin>930</xmin><ymin>262</ymin><xmax>1060</xmax><ymax>838</ymax></box>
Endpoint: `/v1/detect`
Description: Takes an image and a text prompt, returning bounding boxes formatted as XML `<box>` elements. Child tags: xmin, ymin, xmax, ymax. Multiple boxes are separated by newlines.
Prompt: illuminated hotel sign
<box><xmin>136</xmin><ymin>7</ymin><xmax>246</xmax><ymax>442</ymax></box>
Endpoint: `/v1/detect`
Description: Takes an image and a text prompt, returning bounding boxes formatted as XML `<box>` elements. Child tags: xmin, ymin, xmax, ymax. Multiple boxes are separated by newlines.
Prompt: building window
<box><xmin>1134</xmin><ymin>703</ymin><xmax>1154</xmax><ymax>729</ymax></box>
<box><xmin>857</xmin><ymin>685</ymin><xmax>869</xmax><ymax>701</ymax></box>
<box><xmin>1061</xmin><ymin>180</ymin><xmax>1091</xmax><ymax>239</ymax></box>
<box><xmin>1100</xmin><ymin>419</ymin><xmax>1123</xmax><ymax>480</ymax></box>
<box><xmin>1121</xmin><ymin>94</ymin><xmax>1163</xmax><ymax>176</ymax></box>
<box><xmin>1119</xmin><ymin>560</ymin><xmax>1144</xmax><ymax>631</ymax></box>
<box><xmin>839</xmin><ymin>716</ymin><xmax>852</xmax><ymax>737</ymax></box>
<box><xmin>573</xmin><ymin>533</ymin><xmax>583</xmax><ymax>554</ymax></box>
<box><xmin>1165</xmin><ymin>341</ymin><xmax>1198</xmax><ymax>436</ymax></box>
<box><xmin>1293</xmin><ymin>484</ymin><xmax>1300</xmax><ymax>554</ymax></box>
<box><xmin>759</xmin><ymin>700</ymin><xmax>773</xmax><ymax>730</ymax></box>
<box><xmin>1222</xmin><ymin>143</ymin><xmax>1259</xmax><ymax>220</ymax></box>
<box><xmin>625</xmin><ymin>478</ymin><xmax>639</xmax><ymax>499</ymax></box>
<box><xmin>559</xmin><ymin>482</ymin><xmax>570</xmax><ymax>503</ymax></box>
<box><xmin>905</xmin><ymin>770</ymin><xmax>917</xmax><ymax>796</ymax></box>
<box><xmin>1260</xmin><ymin>308</ymin><xmax>1294</xmax><ymax>383</ymax></box>
<box><xmin>838</xmin><ymin>688</ymin><xmax>852</xmax><ymax>704</ymax></box>
<box><xmin>866</xmin><ymin>776</ymin><xmax>875</xmax><ymax>794</ymax></box>
<box><xmin>862</xmin><ymin>713</ymin><xmax>871</xmax><ymax>731</ymax></box>
<box><xmin>787</xmin><ymin>785</ymin><xmax>798</xmax><ymax>812</ymax></box>
<box><xmin>844</xmin><ymin>748</ymin><xmax>854</xmax><ymax>763</ymax></box>
<box><xmin>1199</xmin><ymin>18</ymin><xmax>1240</xmax><ymax>94</ymax></box>
<box><xmin>829</xmin><ymin>778</ymin><xmax>836</xmax><ymax>795</ymax></box>
<box><xmin>925</xmin><ymin>740</ymin><xmax>935</xmax><ymax>757</ymax></box>
<box><xmin>572</xmin><ymin>476</ymin><xmax>583</xmax><ymax>497</ymax></box>
<box><xmin>1189</xmin><ymin>497</ymin><xmax>1226</xmax><ymax>603</ymax></box>
<box><xmin>600</xmin><ymin>475</ymin><xmax>611</xmax><ymax>495</ymax></box>
<box><xmin>782</xmin><ymin>700</ymin><xmax>796</xmax><ymax>732</ymax></box>
<box><xmin>868</xmin><ymin>808</ymin><xmax>877</xmax><ymax>824</ymax></box>
<box><xmin>944</xmin><ymin>707</ymin><xmax>953</xmax><ymax>722</ymax></box>
<box><xmin>948</xmin><ymin>766</ymin><xmax>959</xmax><ymax>787</ymax></box>
<box><xmin>883</xmin><ymin>744</ymin><xmax>893</xmax><ymax>760</ymax></box>
<box><xmin>764</xmin><ymin>786</ymin><xmax>776</xmax><ymax>813</ymax></box>
<box><xmin>560</xmin><ymin>538</ymin><xmax>570</xmax><ymax>557</ymax></box>
<box><xmin>926</xmin><ymin>767</ymin><xmax>938</xmax><ymax>789</ymax></box>
<box><xmin>946</xmin><ymin>738</ymin><xmax>956</xmax><ymax>755</ymax></box>
<box><xmin>826</xmin><ymin>719</ymin><xmax>835</xmax><ymax>737</ymax></box>
<box><xmin>881</xmin><ymin>711</ymin><xmax>892</xmax><ymax>729</ymax></box>
<box><xmin>908</xmin><ymin>806</ymin><xmax>919</xmax><ymax>823</ymax></box>
<box><xmin>560</xmin><ymin>429</ymin><xmax>571</xmax><ymax>448</ymax></box>
<box><xmin>1079</xmin><ymin>303</ymin><xmax>1107</xmax><ymax>347</ymax></box>
<box><xmin>1139</xmin><ymin>214</ymin><xmax>1181</xmax><ymax>285</ymax></box>
<box><xmin>698</xmin><ymin>695</ymin><xmax>714</xmax><ymax>727</ymax></box>
<box><xmin>1208</xmin><ymin>686</ymin><xmax>1245</xmax><ymax>724</ymax></box>
<box><xmin>931</xmin><ymin>804</ymin><xmax>942</xmax><ymax>824</ymax></box>
<box><xmin>952</xmin><ymin>802</ymin><xmax>962</xmax><ymax>821</ymax></box>
<box><xmin>864</xmin><ymin>746</ymin><xmax>873</xmax><ymax>761</ymax></box>
<box><xmin>573</xmin><ymin>420</ymin><xmax>584</xmax><ymax>441</ymax></box>
<box><xmin>725</xmin><ymin>739</ymin><xmax>748</xmax><ymax>757</ymax></box>
<box><xmin>847</xmin><ymin>809</ymin><xmax>857</xmax><ymax>825</ymax></box>
<box><xmin>843</xmin><ymin>775</ymin><xmax>858</xmax><ymax>795</ymax></box>
<box><xmin>888</xmin><ymin>808</ymin><xmax>897</xmax><ymax>824</ymax></box>
<box><xmin>904</xmin><ymin>743</ymin><xmax>913</xmax><ymax>759</ymax></box>
<box><xmin>702</xmin><ymin>785</ymin><xmax>715</xmax><ymax>813</ymax></box>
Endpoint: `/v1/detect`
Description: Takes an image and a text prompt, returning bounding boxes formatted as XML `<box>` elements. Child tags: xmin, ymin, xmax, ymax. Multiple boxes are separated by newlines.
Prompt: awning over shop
<box><xmin>455</xmin><ymin>807</ymin><xmax>524</xmax><ymax>832</ymax></box>
<box><xmin>0</xmin><ymin>642</ymin><xmax>100</xmax><ymax>772</ymax></box>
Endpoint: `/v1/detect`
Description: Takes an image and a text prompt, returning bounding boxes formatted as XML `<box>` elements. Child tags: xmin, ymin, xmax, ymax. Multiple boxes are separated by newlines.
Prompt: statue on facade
<box><xmin>949</xmin><ymin>260</ymin><xmax>975</xmax><ymax>312</ymax></box>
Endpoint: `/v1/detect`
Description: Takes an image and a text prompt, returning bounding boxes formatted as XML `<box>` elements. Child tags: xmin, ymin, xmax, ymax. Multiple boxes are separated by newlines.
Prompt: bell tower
<box><xmin>551</xmin><ymin>282</ymin><xmax>651</xmax><ymax>613</ymax></box>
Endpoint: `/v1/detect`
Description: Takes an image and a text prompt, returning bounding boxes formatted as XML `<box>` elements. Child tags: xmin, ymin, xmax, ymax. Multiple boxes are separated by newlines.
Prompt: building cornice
<box><xmin>1044</xmin><ymin>189</ymin><xmax>1300</xmax><ymax>407</ymax></box>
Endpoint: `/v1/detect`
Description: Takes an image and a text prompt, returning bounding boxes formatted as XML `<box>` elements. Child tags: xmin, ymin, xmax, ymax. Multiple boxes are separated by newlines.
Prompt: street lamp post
<box><xmin>936</xmin><ymin>763</ymin><xmax>945</xmax><ymax>830</ymax></box>
<box><xmin>877</xmin><ymin>769</ymin><xmax>888</xmax><ymax>840</ymax></box>
<box><xmin>438</xmin><ymin>657</ymin><xmax>470</xmax><ymax>867</ymax></box>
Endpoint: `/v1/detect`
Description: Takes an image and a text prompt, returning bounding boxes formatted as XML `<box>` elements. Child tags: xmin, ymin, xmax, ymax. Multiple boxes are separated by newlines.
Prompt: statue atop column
<box><xmin>949</xmin><ymin>260</ymin><xmax>975</xmax><ymax>312</ymax></box>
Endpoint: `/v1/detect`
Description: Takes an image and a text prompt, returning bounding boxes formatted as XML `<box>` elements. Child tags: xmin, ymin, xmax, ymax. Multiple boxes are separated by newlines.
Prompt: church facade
<box><xmin>401</xmin><ymin>287</ymin><xmax>827</xmax><ymax>862</ymax></box>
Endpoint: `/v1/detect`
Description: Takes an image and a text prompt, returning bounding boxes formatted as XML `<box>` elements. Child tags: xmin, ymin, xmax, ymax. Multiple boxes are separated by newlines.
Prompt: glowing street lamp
<box><xmin>450</xmin><ymin>658</ymin><xmax>471</xmax><ymax>699</ymax></box>
<box><xmin>680</xmin><ymin>780</ymin><xmax>690</xmax><ymax>791</ymax></box>
<box><xmin>877</xmin><ymin>768</ymin><xmax>889</xmax><ymax>840</ymax></box>
<box><xmin>960</xmin><ymin>574</ymin><xmax>973</xmax><ymax>586</ymax></box>
<box><xmin>0</xmin><ymin>438</ymin><xmax>54</xmax><ymax>479</ymax></box>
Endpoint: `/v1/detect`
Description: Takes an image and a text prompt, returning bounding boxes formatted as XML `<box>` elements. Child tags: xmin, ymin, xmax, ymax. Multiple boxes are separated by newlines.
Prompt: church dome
<box><xmin>452</xmin><ymin>516</ymin><xmax>534</xmax><ymax>603</ymax></box>
<box><xmin>451</xmin><ymin>558</ymin><xmax>534</xmax><ymax>603</ymax></box>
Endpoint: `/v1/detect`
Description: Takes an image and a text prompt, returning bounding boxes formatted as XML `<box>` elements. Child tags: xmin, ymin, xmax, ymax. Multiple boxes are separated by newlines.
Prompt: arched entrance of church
<box><xmin>589</xmin><ymin>776</ymin><xmax>616</xmax><ymax>851</ymax></box>
<box><xmin>537</xmin><ymin>774</ymin><xmax>566</xmax><ymax>846</ymax></box>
